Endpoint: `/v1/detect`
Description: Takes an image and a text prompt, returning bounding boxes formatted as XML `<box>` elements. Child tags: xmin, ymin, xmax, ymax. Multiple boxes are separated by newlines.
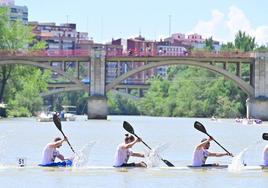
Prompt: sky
<box><xmin>14</xmin><ymin>0</ymin><xmax>268</xmax><ymax>45</ymax></box>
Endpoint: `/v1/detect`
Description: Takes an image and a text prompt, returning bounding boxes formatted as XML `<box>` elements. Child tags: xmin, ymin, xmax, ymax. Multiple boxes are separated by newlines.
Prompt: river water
<box><xmin>0</xmin><ymin>116</ymin><xmax>267</xmax><ymax>188</ymax></box>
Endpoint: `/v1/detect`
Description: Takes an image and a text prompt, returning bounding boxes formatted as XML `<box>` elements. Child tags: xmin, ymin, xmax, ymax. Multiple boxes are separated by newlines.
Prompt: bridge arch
<box><xmin>0</xmin><ymin>60</ymin><xmax>88</xmax><ymax>92</ymax></box>
<box><xmin>40</xmin><ymin>87</ymin><xmax>85</xmax><ymax>97</ymax></box>
<box><xmin>106</xmin><ymin>60</ymin><xmax>254</xmax><ymax>97</ymax></box>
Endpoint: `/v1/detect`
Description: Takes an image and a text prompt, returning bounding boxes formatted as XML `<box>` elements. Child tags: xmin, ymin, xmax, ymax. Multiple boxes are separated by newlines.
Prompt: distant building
<box><xmin>29</xmin><ymin>22</ymin><xmax>91</xmax><ymax>51</ymax></box>
<box><xmin>126</xmin><ymin>36</ymin><xmax>157</xmax><ymax>83</ymax></box>
<box><xmin>0</xmin><ymin>0</ymin><xmax>14</xmax><ymax>6</ymax></box>
<box><xmin>110</xmin><ymin>36</ymin><xmax>159</xmax><ymax>84</ymax></box>
<box><xmin>127</xmin><ymin>35</ymin><xmax>157</xmax><ymax>56</ymax></box>
<box><xmin>188</xmin><ymin>33</ymin><xmax>204</xmax><ymax>43</ymax></box>
<box><xmin>156</xmin><ymin>40</ymin><xmax>187</xmax><ymax>56</ymax></box>
<box><xmin>105</xmin><ymin>43</ymin><xmax>123</xmax><ymax>83</ymax></box>
<box><xmin>105</xmin><ymin>43</ymin><xmax>123</xmax><ymax>57</ymax></box>
<box><xmin>111</xmin><ymin>38</ymin><xmax>127</xmax><ymax>54</ymax></box>
<box><xmin>156</xmin><ymin>40</ymin><xmax>188</xmax><ymax>78</ymax></box>
<box><xmin>164</xmin><ymin>33</ymin><xmax>191</xmax><ymax>48</ymax></box>
<box><xmin>29</xmin><ymin>21</ymin><xmax>92</xmax><ymax>80</ymax></box>
<box><xmin>106</xmin><ymin>43</ymin><xmax>125</xmax><ymax>84</ymax></box>
<box><xmin>0</xmin><ymin>0</ymin><xmax>28</xmax><ymax>24</ymax></box>
<box><xmin>165</xmin><ymin>33</ymin><xmax>221</xmax><ymax>51</ymax></box>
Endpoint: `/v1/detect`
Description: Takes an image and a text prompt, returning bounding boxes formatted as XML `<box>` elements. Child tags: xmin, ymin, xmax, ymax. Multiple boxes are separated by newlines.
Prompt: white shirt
<box><xmin>263</xmin><ymin>145</ymin><xmax>268</xmax><ymax>166</ymax></box>
<box><xmin>113</xmin><ymin>143</ymin><xmax>133</xmax><ymax>167</ymax></box>
<box><xmin>192</xmin><ymin>148</ymin><xmax>209</xmax><ymax>167</ymax></box>
<box><xmin>41</xmin><ymin>144</ymin><xmax>60</xmax><ymax>165</ymax></box>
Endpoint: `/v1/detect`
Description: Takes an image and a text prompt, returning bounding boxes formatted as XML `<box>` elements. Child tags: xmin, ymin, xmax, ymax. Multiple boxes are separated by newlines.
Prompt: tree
<box><xmin>234</xmin><ymin>30</ymin><xmax>256</xmax><ymax>52</ymax></box>
<box><xmin>221</xmin><ymin>31</ymin><xmax>256</xmax><ymax>52</ymax></box>
<box><xmin>255</xmin><ymin>44</ymin><xmax>268</xmax><ymax>52</ymax></box>
<box><xmin>221</xmin><ymin>42</ymin><xmax>235</xmax><ymax>51</ymax></box>
<box><xmin>0</xmin><ymin>7</ymin><xmax>48</xmax><ymax>116</ymax></box>
<box><xmin>138</xmin><ymin>66</ymin><xmax>247</xmax><ymax>118</ymax></box>
<box><xmin>56</xmin><ymin>91</ymin><xmax>88</xmax><ymax>114</ymax></box>
<box><xmin>204</xmin><ymin>37</ymin><xmax>215</xmax><ymax>51</ymax></box>
<box><xmin>7</xmin><ymin>67</ymin><xmax>50</xmax><ymax>117</ymax></box>
<box><xmin>0</xmin><ymin>7</ymin><xmax>46</xmax><ymax>103</ymax></box>
<box><xmin>107</xmin><ymin>92</ymin><xmax>139</xmax><ymax>115</ymax></box>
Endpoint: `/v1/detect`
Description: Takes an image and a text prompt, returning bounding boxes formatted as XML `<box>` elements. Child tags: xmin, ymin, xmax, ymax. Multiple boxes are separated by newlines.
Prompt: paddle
<box><xmin>123</xmin><ymin>121</ymin><xmax>175</xmax><ymax>167</ymax></box>
<box><xmin>53</xmin><ymin>113</ymin><xmax>76</xmax><ymax>153</ymax></box>
<box><xmin>194</xmin><ymin>121</ymin><xmax>233</xmax><ymax>156</ymax></box>
<box><xmin>262</xmin><ymin>133</ymin><xmax>268</xmax><ymax>141</ymax></box>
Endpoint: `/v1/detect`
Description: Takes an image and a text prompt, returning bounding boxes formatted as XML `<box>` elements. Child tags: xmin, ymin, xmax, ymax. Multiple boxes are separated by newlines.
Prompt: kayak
<box><xmin>36</xmin><ymin>161</ymin><xmax>268</xmax><ymax>170</ymax></box>
<box><xmin>1</xmin><ymin>164</ymin><xmax>268</xmax><ymax>171</ymax></box>
<box><xmin>38</xmin><ymin>160</ymin><xmax>73</xmax><ymax>167</ymax></box>
<box><xmin>80</xmin><ymin>165</ymin><xmax>268</xmax><ymax>171</ymax></box>
<box><xmin>161</xmin><ymin>165</ymin><xmax>268</xmax><ymax>170</ymax></box>
<box><xmin>187</xmin><ymin>165</ymin><xmax>228</xmax><ymax>169</ymax></box>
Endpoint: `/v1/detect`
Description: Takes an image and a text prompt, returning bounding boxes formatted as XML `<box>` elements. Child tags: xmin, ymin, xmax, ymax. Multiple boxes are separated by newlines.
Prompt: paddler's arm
<box><xmin>57</xmin><ymin>154</ymin><xmax>65</xmax><ymax>161</ymax></box>
<box><xmin>131</xmin><ymin>152</ymin><xmax>145</xmax><ymax>158</ymax></box>
<box><xmin>196</xmin><ymin>137</ymin><xmax>213</xmax><ymax>150</ymax></box>
<box><xmin>208</xmin><ymin>151</ymin><xmax>232</xmax><ymax>157</ymax></box>
<box><xmin>123</xmin><ymin>138</ymin><xmax>142</xmax><ymax>149</ymax></box>
<box><xmin>49</xmin><ymin>138</ymin><xmax>67</xmax><ymax>148</ymax></box>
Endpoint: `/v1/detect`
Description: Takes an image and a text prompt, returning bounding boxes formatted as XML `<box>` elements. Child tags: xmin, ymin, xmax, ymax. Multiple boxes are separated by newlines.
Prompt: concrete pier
<box><xmin>88</xmin><ymin>47</ymin><xmax>108</xmax><ymax>119</ymax></box>
<box><xmin>247</xmin><ymin>52</ymin><xmax>268</xmax><ymax>120</ymax></box>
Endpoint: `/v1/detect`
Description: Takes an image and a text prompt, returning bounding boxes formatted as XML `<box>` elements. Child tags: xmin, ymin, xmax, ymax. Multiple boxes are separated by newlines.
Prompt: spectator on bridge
<box><xmin>128</xmin><ymin>50</ymin><xmax>133</xmax><ymax>56</ymax></box>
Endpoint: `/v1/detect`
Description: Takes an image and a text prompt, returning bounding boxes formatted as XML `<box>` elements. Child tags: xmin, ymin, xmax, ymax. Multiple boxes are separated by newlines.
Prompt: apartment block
<box><xmin>0</xmin><ymin>0</ymin><xmax>28</xmax><ymax>24</ymax></box>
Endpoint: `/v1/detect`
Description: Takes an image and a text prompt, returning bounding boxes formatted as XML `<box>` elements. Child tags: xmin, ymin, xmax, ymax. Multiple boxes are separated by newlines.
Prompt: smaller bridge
<box><xmin>45</xmin><ymin>82</ymin><xmax>149</xmax><ymax>99</ymax></box>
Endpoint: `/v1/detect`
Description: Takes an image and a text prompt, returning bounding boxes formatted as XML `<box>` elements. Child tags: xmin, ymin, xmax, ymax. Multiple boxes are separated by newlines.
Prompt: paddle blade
<box><xmin>53</xmin><ymin>113</ymin><xmax>62</xmax><ymax>131</ymax></box>
<box><xmin>123</xmin><ymin>121</ymin><xmax>135</xmax><ymax>134</ymax></box>
<box><xmin>194</xmin><ymin>121</ymin><xmax>207</xmax><ymax>134</ymax></box>
<box><xmin>263</xmin><ymin>133</ymin><xmax>268</xmax><ymax>140</ymax></box>
<box><xmin>162</xmin><ymin>159</ymin><xmax>175</xmax><ymax>167</ymax></box>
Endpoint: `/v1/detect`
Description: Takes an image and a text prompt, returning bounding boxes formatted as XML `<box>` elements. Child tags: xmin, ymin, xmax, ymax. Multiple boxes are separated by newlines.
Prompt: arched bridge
<box><xmin>106</xmin><ymin>56</ymin><xmax>254</xmax><ymax>97</ymax></box>
<box><xmin>0</xmin><ymin>50</ymin><xmax>268</xmax><ymax>120</ymax></box>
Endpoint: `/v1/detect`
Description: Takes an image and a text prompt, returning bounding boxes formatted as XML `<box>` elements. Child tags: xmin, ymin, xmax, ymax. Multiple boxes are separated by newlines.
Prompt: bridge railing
<box><xmin>0</xmin><ymin>49</ymin><xmax>251</xmax><ymax>58</ymax></box>
<box><xmin>0</xmin><ymin>49</ymin><xmax>90</xmax><ymax>57</ymax></box>
<box><xmin>106</xmin><ymin>50</ymin><xmax>252</xmax><ymax>58</ymax></box>
<box><xmin>188</xmin><ymin>51</ymin><xmax>251</xmax><ymax>58</ymax></box>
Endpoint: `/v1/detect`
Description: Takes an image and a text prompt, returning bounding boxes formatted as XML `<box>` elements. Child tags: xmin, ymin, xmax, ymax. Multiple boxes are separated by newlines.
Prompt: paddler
<box><xmin>41</xmin><ymin>137</ymin><xmax>72</xmax><ymax>166</ymax></box>
<box><xmin>263</xmin><ymin>144</ymin><xmax>268</xmax><ymax>166</ymax></box>
<box><xmin>113</xmin><ymin>134</ymin><xmax>147</xmax><ymax>167</ymax></box>
<box><xmin>192</xmin><ymin>137</ymin><xmax>233</xmax><ymax>167</ymax></box>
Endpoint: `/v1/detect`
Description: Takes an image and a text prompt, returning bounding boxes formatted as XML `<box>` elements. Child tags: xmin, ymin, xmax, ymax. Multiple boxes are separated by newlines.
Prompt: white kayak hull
<box><xmin>1</xmin><ymin>165</ymin><xmax>267</xmax><ymax>171</ymax></box>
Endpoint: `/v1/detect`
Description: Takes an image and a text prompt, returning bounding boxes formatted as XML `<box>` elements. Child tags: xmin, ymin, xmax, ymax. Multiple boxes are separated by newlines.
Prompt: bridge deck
<box><xmin>107</xmin><ymin>56</ymin><xmax>254</xmax><ymax>63</ymax></box>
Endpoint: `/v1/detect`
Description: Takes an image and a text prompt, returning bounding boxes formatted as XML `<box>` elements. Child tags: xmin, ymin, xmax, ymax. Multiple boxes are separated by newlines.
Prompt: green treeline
<box><xmin>108</xmin><ymin>66</ymin><xmax>248</xmax><ymax>118</ymax></box>
<box><xmin>0</xmin><ymin>7</ymin><xmax>49</xmax><ymax>117</ymax></box>
<box><xmin>143</xmin><ymin>67</ymin><xmax>247</xmax><ymax>117</ymax></box>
